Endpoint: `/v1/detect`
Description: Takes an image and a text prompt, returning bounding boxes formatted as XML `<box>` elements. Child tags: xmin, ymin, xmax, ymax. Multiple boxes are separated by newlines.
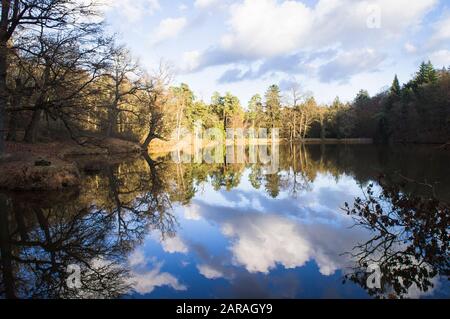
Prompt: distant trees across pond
<box><xmin>0</xmin><ymin>1</ymin><xmax>448</xmax><ymax>150</ymax></box>
<box><xmin>170</xmin><ymin>61</ymin><xmax>450</xmax><ymax>144</ymax></box>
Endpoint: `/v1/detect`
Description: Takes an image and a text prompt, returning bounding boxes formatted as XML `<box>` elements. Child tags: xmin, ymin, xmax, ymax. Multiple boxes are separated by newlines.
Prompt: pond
<box><xmin>0</xmin><ymin>144</ymin><xmax>449</xmax><ymax>299</ymax></box>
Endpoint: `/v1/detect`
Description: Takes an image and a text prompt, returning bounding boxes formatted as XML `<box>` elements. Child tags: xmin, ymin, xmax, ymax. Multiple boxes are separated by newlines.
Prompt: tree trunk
<box><xmin>106</xmin><ymin>107</ymin><xmax>118</xmax><ymax>137</ymax></box>
<box><xmin>293</xmin><ymin>112</ymin><xmax>297</xmax><ymax>140</ymax></box>
<box><xmin>299</xmin><ymin>113</ymin><xmax>304</xmax><ymax>140</ymax></box>
<box><xmin>0</xmin><ymin>194</ymin><xmax>16</xmax><ymax>299</ymax></box>
<box><xmin>142</xmin><ymin>132</ymin><xmax>154</xmax><ymax>150</ymax></box>
<box><xmin>7</xmin><ymin>81</ymin><xmax>22</xmax><ymax>141</ymax></box>
<box><xmin>320</xmin><ymin>116</ymin><xmax>325</xmax><ymax>140</ymax></box>
<box><xmin>6</xmin><ymin>111</ymin><xmax>17</xmax><ymax>141</ymax></box>
<box><xmin>24</xmin><ymin>108</ymin><xmax>42</xmax><ymax>143</ymax></box>
<box><xmin>0</xmin><ymin>39</ymin><xmax>8</xmax><ymax>154</ymax></box>
<box><xmin>0</xmin><ymin>0</ymin><xmax>11</xmax><ymax>153</ymax></box>
<box><xmin>302</xmin><ymin>115</ymin><xmax>308</xmax><ymax>139</ymax></box>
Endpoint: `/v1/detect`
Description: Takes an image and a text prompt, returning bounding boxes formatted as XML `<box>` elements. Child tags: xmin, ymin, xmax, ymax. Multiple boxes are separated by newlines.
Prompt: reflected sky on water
<box><xmin>1</xmin><ymin>145</ymin><xmax>449</xmax><ymax>299</ymax></box>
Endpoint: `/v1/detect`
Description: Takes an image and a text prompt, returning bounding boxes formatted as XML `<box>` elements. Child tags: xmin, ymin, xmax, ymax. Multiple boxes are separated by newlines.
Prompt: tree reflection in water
<box><xmin>0</xmin><ymin>154</ymin><xmax>177</xmax><ymax>299</ymax></box>
<box><xmin>342</xmin><ymin>175</ymin><xmax>449</xmax><ymax>298</ymax></box>
<box><xmin>1</xmin><ymin>144</ymin><xmax>449</xmax><ymax>299</ymax></box>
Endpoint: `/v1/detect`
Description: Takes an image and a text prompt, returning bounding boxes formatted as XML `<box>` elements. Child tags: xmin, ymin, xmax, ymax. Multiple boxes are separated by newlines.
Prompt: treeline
<box><xmin>167</xmin><ymin>61</ymin><xmax>450</xmax><ymax>144</ymax></box>
<box><xmin>377</xmin><ymin>62</ymin><xmax>450</xmax><ymax>143</ymax></box>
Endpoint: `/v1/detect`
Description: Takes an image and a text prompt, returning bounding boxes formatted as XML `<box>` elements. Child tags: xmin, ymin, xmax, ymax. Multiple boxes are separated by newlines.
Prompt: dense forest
<box><xmin>166</xmin><ymin>62</ymin><xmax>450</xmax><ymax>145</ymax></box>
<box><xmin>0</xmin><ymin>1</ymin><xmax>449</xmax><ymax>156</ymax></box>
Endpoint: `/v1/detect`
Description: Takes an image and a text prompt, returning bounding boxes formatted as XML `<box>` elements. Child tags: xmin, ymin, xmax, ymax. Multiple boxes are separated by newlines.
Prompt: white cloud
<box><xmin>99</xmin><ymin>0</ymin><xmax>160</xmax><ymax>22</ymax></box>
<box><xmin>195</xmin><ymin>0</ymin><xmax>220</xmax><ymax>9</ymax></box>
<box><xmin>366</xmin><ymin>0</ymin><xmax>437</xmax><ymax>34</ymax></box>
<box><xmin>222</xmin><ymin>0</ymin><xmax>436</xmax><ymax>58</ymax></box>
<box><xmin>128</xmin><ymin>250</ymin><xmax>147</xmax><ymax>267</ymax></box>
<box><xmin>224</xmin><ymin>212</ymin><xmax>361</xmax><ymax>276</ymax></box>
<box><xmin>318</xmin><ymin>49</ymin><xmax>386</xmax><ymax>83</ymax></box>
<box><xmin>127</xmin><ymin>251</ymin><xmax>186</xmax><ymax>294</ymax></box>
<box><xmin>221</xmin><ymin>0</ymin><xmax>312</xmax><ymax>58</ymax></box>
<box><xmin>130</xmin><ymin>261</ymin><xmax>187</xmax><ymax>294</ymax></box>
<box><xmin>197</xmin><ymin>264</ymin><xmax>224</xmax><ymax>279</ymax></box>
<box><xmin>161</xmin><ymin>236</ymin><xmax>188</xmax><ymax>254</ymax></box>
<box><xmin>225</xmin><ymin>214</ymin><xmax>311</xmax><ymax>273</ymax></box>
<box><xmin>429</xmin><ymin>50</ymin><xmax>450</xmax><ymax>68</ymax></box>
<box><xmin>183</xmin><ymin>203</ymin><xmax>202</xmax><ymax>220</ymax></box>
<box><xmin>187</xmin><ymin>182</ymin><xmax>371</xmax><ymax>276</ymax></box>
<box><xmin>306</xmin><ymin>0</ymin><xmax>436</xmax><ymax>47</ymax></box>
<box><xmin>404</xmin><ymin>43</ymin><xmax>418</xmax><ymax>54</ymax></box>
<box><xmin>153</xmin><ymin>17</ymin><xmax>188</xmax><ymax>44</ymax></box>
<box><xmin>183</xmin><ymin>0</ymin><xmax>437</xmax><ymax>80</ymax></box>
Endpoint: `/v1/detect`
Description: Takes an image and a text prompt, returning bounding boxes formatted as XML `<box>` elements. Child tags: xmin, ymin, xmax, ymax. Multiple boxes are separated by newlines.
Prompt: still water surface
<box><xmin>1</xmin><ymin>144</ymin><xmax>449</xmax><ymax>299</ymax></box>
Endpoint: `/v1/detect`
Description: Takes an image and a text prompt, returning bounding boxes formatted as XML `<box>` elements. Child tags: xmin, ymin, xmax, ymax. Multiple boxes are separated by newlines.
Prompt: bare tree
<box><xmin>10</xmin><ymin>24</ymin><xmax>110</xmax><ymax>143</ymax></box>
<box><xmin>0</xmin><ymin>0</ymin><xmax>100</xmax><ymax>152</ymax></box>
<box><xmin>299</xmin><ymin>95</ymin><xmax>317</xmax><ymax>139</ymax></box>
<box><xmin>140</xmin><ymin>62</ymin><xmax>172</xmax><ymax>150</ymax></box>
<box><xmin>101</xmin><ymin>44</ymin><xmax>143</xmax><ymax>138</ymax></box>
<box><xmin>286</xmin><ymin>82</ymin><xmax>302</xmax><ymax>141</ymax></box>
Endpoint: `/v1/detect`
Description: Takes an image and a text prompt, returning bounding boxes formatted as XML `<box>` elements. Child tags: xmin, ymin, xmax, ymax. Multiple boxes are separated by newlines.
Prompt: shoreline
<box><xmin>148</xmin><ymin>138</ymin><xmax>374</xmax><ymax>155</ymax></box>
<box><xmin>2</xmin><ymin>137</ymin><xmax>447</xmax><ymax>191</ymax></box>
<box><xmin>0</xmin><ymin>138</ymin><xmax>142</xmax><ymax>191</ymax></box>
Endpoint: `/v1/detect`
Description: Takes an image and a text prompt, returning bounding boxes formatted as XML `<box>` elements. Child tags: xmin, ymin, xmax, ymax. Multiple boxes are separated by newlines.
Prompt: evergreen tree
<box><xmin>186</xmin><ymin>101</ymin><xmax>221</xmax><ymax>130</ymax></box>
<box><xmin>354</xmin><ymin>89</ymin><xmax>370</xmax><ymax>107</ymax></box>
<box><xmin>265</xmin><ymin>173</ymin><xmax>281</xmax><ymax>198</ymax></box>
<box><xmin>248</xmin><ymin>94</ymin><xmax>263</xmax><ymax>128</ymax></box>
<box><xmin>331</xmin><ymin>96</ymin><xmax>343</xmax><ymax>109</ymax></box>
<box><xmin>210</xmin><ymin>92</ymin><xmax>242</xmax><ymax>129</ymax></box>
<box><xmin>210</xmin><ymin>91</ymin><xmax>225</xmax><ymax>128</ymax></box>
<box><xmin>415</xmin><ymin>61</ymin><xmax>438</xmax><ymax>85</ymax></box>
<box><xmin>211</xmin><ymin>91</ymin><xmax>222</xmax><ymax>106</ymax></box>
<box><xmin>390</xmin><ymin>75</ymin><xmax>401</xmax><ymax>96</ymax></box>
<box><xmin>264</xmin><ymin>84</ymin><xmax>282</xmax><ymax>129</ymax></box>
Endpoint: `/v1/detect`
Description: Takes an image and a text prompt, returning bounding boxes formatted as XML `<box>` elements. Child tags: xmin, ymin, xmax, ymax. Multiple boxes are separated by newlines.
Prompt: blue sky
<box><xmin>101</xmin><ymin>0</ymin><xmax>450</xmax><ymax>105</ymax></box>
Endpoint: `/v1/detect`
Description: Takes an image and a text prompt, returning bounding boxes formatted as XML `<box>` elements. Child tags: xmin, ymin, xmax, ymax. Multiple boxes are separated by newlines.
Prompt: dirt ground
<box><xmin>0</xmin><ymin>138</ymin><xmax>142</xmax><ymax>191</ymax></box>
